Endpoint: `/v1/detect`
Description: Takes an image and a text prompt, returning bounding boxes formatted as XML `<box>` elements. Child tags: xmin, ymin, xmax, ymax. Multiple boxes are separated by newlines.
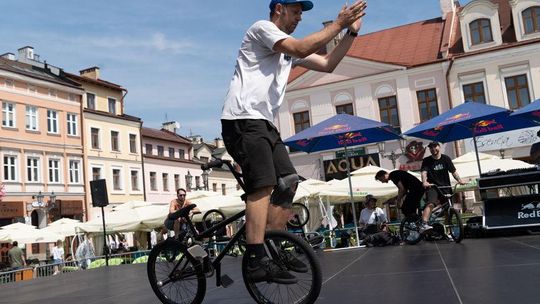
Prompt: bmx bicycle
<box><xmin>147</xmin><ymin>159</ymin><xmax>322</xmax><ymax>304</ymax></box>
<box><xmin>400</xmin><ymin>184</ymin><xmax>464</xmax><ymax>245</ymax></box>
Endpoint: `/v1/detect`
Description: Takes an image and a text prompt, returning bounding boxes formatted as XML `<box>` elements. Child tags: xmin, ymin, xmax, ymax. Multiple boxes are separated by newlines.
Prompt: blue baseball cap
<box><xmin>269</xmin><ymin>0</ymin><xmax>314</xmax><ymax>12</ymax></box>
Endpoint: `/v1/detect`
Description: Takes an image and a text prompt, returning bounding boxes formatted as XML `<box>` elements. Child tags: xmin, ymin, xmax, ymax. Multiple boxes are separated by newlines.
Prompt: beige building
<box><xmin>0</xmin><ymin>47</ymin><xmax>86</xmax><ymax>230</ymax></box>
<box><xmin>67</xmin><ymin>68</ymin><xmax>143</xmax><ymax>219</ymax></box>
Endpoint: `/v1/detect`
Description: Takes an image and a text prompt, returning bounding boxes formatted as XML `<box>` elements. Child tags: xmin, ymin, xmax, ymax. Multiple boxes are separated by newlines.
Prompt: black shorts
<box><xmin>402</xmin><ymin>189</ymin><xmax>424</xmax><ymax>216</ymax></box>
<box><xmin>221</xmin><ymin>119</ymin><xmax>296</xmax><ymax>206</ymax></box>
<box><xmin>425</xmin><ymin>187</ymin><xmax>446</xmax><ymax>205</ymax></box>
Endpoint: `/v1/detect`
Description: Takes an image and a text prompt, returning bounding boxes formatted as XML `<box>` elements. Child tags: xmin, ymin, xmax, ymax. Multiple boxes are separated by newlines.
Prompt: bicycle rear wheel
<box><xmin>242</xmin><ymin>230</ymin><xmax>322</xmax><ymax>304</ymax></box>
<box><xmin>147</xmin><ymin>239</ymin><xmax>206</xmax><ymax>304</ymax></box>
<box><xmin>400</xmin><ymin>214</ymin><xmax>422</xmax><ymax>245</ymax></box>
<box><xmin>447</xmin><ymin>208</ymin><xmax>464</xmax><ymax>243</ymax></box>
<box><xmin>287</xmin><ymin>202</ymin><xmax>310</xmax><ymax>228</ymax></box>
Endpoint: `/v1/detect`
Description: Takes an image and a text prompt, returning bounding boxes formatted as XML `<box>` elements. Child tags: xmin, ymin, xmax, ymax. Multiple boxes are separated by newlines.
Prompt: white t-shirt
<box><xmin>359</xmin><ymin>207</ymin><xmax>387</xmax><ymax>226</ymax></box>
<box><xmin>52</xmin><ymin>246</ymin><xmax>64</xmax><ymax>260</ymax></box>
<box><xmin>222</xmin><ymin>20</ymin><xmax>302</xmax><ymax>122</ymax></box>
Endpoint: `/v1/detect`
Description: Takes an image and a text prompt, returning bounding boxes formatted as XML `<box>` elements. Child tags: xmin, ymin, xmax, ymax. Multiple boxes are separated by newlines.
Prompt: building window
<box><xmin>162</xmin><ymin>173</ymin><xmax>169</xmax><ymax>192</ymax></box>
<box><xmin>293</xmin><ymin>111</ymin><xmax>310</xmax><ymax>133</ymax></box>
<box><xmin>416</xmin><ymin>89</ymin><xmax>439</xmax><ymax>122</ymax></box>
<box><xmin>168</xmin><ymin>147</ymin><xmax>175</xmax><ymax>158</ymax></box>
<box><xmin>221</xmin><ymin>184</ymin><xmax>226</xmax><ymax>195</ymax></box>
<box><xmin>212</xmin><ymin>183</ymin><xmax>217</xmax><ymax>192</ymax></box>
<box><xmin>4</xmin><ymin>79</ymin><xmax>14</xmax><ymax>88</ymax></box>
<box><xmin>69</xmin><ymin>160</ymin><xmax>80</xmax><ymax>184</ymax></box>
<box><xmin>91</xmin><ymin>128</ymin><xmax>100</xmax><ymax>149</ymax></box>
<box><xmin>2</xmin><ymin>101</ymin><xmax>16</xmax><ymax>128</ymax></box>
<box><xmin>48</xmin><ymin>159</ymin><xmax>60</xmax><ymax>183</ymax></box>
<box><xmin>92</xmin><ymin>167</ymin><xmax>101</xmax><ymax>181</ymax></box>
<box><xmin>3</xmin><ymin>155</ymin><xmax>17</xmax><ymax>182</ymax></box>
<box><xmin>523</xmin><ymin>6</ymin><xmax>540</xmax><ymax>34</ymax></box>
<box><xmin>67</xmin><ymin>113</ymin><xmax>78</xmax><ymax>136</ymax></box>
<box><xmin>378</xmin><ymin>96</ymin><xmax>401</xmax><ymax>131</ymax></box>
<box><xmin>129</xmin><ymin>134</ymin><xmax>137</xmax><ymax>153</ymax></box>
<box><xmin>174</xmin><ymin>174</ymin><xmax>180</xmax><ymax>191</ymax></box>
<box><xmin>111</xmin><ymin>131</ymin><xmax>120</xmax><ymax>151</ymax></box>
<box><xmin>47</xmin><ymin>109</ymin><xmax>59</xmax><ymax>133</ymax></box>
<box><xmin>470</xmin><ymin>19</ymin><xmax>493</xmax><ymax>45</ymax></box>
<box><xmin>131</xmin><ymin>170</ymin><xmax>140</xmax><ymax>191</ymax></box>
<box><xmin>178</xmin><ymin>149</ymin><xmax>185</xmax><ymax>159</ymax></box>
<box><xmin>505</xmin><ymin>74</ymin><xmax>531</xmax><ymax>110</ymax></box>
<box><xmin>26</xmin><ymin>106</ymin><xmax>38</xmax><ymax>131</ymax></box>
<box><xmin>145</xmin><ymin>144</ymin><xmax>153</xmax><ymax>155</ymax></box>
<box><xmin>108</xmin><ymin>98</ymin><xmax>116</xmax><ymax>115</ymax></box>
<box><xmin>157</xmin><ymin>146</ymin><xmax>164</xmax><ymax>157</ymax></box>
<box><xmin>463</xmin><ymin>82</ymin><xmax>486</xmax><ymax>103</ymax></box>
<box><xmin>336</xmin><ymin>103</ymin><xmax>354</xmax><ymax>115</ymax></box>
<box><xmin>113</xmin><ymin>169</ymin><xmax>121</xmax><ymax>190</ymax></box>
<box><xmin>87</xmin><ymin>93</ymin><xmax>95</xmax><ymax>110</ymax></box>
<box><xmin>150</xmin><ymin>172</ymin><xmax>157</xmax><ymax>191</ymax></box>
<box><xmin>27</xmin><ymin>157</ymin><xmax>39</xmax><ymax>182</ymax></box>
<box><xmin>200</xmin><ymin>156</ymin><xmax>209</xmax><ymax>163</ymax></box>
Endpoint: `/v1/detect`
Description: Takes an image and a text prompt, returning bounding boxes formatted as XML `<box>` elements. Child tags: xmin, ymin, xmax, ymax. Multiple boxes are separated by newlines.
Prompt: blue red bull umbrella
<box><xmin>284</xmin><ymin>114</ymin><xmax>401</xmax><ymax>248</ymax></box>
<box><xmin>403</xmin><ymin>101</ymin><xmax>536</xmax><ymax>174</ymax></box>
<box><xmin>283</xmin><ymin>114</ymin><xmax>402</xmax><ymax>153</ymax></box>
<box><xmin>510</xmin><ymin>98</ymin><xmax>540</xmax><ymax>123</ymax></box>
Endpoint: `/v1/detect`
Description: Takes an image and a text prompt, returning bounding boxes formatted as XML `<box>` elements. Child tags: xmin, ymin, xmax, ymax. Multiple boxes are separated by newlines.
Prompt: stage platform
<box><xmin>2</xmin><ymin>234</ymin><xmax>540</xmax><ymax>304</ymax></box>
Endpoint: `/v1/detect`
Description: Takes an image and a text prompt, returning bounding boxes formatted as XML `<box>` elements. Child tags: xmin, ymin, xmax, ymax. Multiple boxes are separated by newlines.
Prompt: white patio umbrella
<box><xmin>0</xmin><ymin>223</ymin><xmax>62</xmax><ymax>243</ymax></box>
<box><xmin>453</xmin><ymin>152</ymin><xmax>534</xmax><ymax>180</ymax></box>
<box><xmin>41</xmin><ymin>218</ymin><xmax>82</xmax><ymax>237</ymax></box>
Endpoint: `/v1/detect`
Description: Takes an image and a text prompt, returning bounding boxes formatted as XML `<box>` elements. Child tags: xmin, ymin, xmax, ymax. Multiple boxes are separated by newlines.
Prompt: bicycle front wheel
<box><xmin>242</xmin><ymin>230</ymin><xmax>322</xmax><ymax>304</ymax></box>
<box><xmin>400</xmin><ymin>214</ymin><xmax>422</xmax><ymax>245</ymax></box>
<box><xmin>447</xmin><ymin>208</ymin><xmax>464</xmax><ymax>243</ymax></box>
<box><xmin>147</xmin><ymin>239</ymin><xmax>206</xmax><ymax>304</ymax></box>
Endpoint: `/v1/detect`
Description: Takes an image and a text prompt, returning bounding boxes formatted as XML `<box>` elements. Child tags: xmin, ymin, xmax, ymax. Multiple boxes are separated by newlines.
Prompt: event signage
<box><xmin>484</xmin><ymin>194</ymin><xmax>540</xmax><ymax>228</ymax></box>
<box><xmin>0</xmin><ymin>201</ymin><xmax>24</xmax><ymax>218</ymax></box>
<box><xmin>323</xmin><ymin>153</ymin><xmax>380</xmax><ymax>181</ymax></box>
<box><xmin>464</xmin><ymin>126</ymin><xmax>540</xmax><ymax>152</ymax></box>
<box><xmin>335</xmin><ymin>147</ymin><xmax>365</xmax><ymax>158</ymax></box>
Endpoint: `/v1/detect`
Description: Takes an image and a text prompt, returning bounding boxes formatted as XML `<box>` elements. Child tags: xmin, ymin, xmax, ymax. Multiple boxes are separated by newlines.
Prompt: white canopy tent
<box><xmin>453</xmin><ymin>152</ymin><xmax>534</xmax><ymax>180</ymax></box>
<box><xmin>41</xmin><ymin>218</ymin><xmax>82</xmax><ymax>238</ymax></box>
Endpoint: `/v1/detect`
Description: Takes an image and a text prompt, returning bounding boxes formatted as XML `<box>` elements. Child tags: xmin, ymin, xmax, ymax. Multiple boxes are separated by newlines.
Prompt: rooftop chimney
<box><xmin>322</xmin><ymin>21</ymin><xmax>343</xmax><ymax>53</ymax></box>
<box><xmin>162</xmin><ymin>121</ymin><xmax>180</xmax><ymax>134</ymax></box>
<box><xmin>80</xmin><ymin>66</ymin><xmax>100</xmax><ymax>80</ymax></box>
<box><xmin>440</xmin><ymin>0</ymin><xmax>456</xmax><ymax>20</ymax></box>
<box><xmin>18</xmin><ymin>46</ymin><xmax>34</xmax><ymax>61</ymax></box>
<box><xmin>0</xmin><ymin>53</ymin><xmax>15</xmax><ymax>60</ymax></box>
<box><xmin>214</xmin><ymin>138</ymin><xmax>224</xmax><ymax>148</ymax></box>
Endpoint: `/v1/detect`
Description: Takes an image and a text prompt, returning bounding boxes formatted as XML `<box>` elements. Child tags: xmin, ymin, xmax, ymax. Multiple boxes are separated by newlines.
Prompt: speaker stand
<box><xmin>101</xmin><ymin>206</ymin><xmax>109</xmax><ymax>266</ymax></box>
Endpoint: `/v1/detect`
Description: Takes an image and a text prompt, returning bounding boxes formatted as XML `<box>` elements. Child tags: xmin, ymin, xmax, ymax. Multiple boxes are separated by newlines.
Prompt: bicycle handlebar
<box><xmin>167</xmin><ymin>204</ymin><xmax>198</xmax><ymax>221</ymax></box>
<box><xmin>201</xmin><ymin>159</ymin><xmax>230</xmax><ymax>171</ymax></box>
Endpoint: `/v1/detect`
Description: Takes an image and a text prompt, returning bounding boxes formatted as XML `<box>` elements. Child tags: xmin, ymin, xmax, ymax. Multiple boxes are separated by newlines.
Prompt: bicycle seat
<box><xmin>168</xmin><ymin>204</ymin><xmax>198</xmax><ymax>220</ymax></box>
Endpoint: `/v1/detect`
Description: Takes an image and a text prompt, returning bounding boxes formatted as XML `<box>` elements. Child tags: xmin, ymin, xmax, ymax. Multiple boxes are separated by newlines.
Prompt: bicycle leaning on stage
<box><xmin>146</xmin><ymin>159</ymin><xmax>322</xmax><ymax>304</ymax></box>
<box><xmin>399</xmin><ymin>184</ymin><xmax>464</xmax><ymax>245</ymax></box>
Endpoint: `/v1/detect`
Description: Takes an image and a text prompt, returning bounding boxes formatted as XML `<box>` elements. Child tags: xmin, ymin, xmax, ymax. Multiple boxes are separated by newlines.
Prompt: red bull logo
<box><xmin>474</xmin><ymin>119</ymin><xmax>504</xmax><ymax>134</ymax></box>
<box><xmin>337</xmin><ymin>132</ymin><xmax>367</xmax><ymax>145</ymax></box>
<box><xmin>295</xmin><ymin>139</ymin><xmax>312</xmax><ymax>147</ymax></box>
<box><xmin>532</xmin><ymin>110</ymin><xmax>540</xmax><ymax>118</ymax></box>
<box><xmin>422</xmin><ymin>130</ymin><xmax>439</xmax><ymax>137</ymax></box>
<box><xmin>318</xmin><ymin>124</ymin><xmax>351</xmax><ymax>136</ymax></box>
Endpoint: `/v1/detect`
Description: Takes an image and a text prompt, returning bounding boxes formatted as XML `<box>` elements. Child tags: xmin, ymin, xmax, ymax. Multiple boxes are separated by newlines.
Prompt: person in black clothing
<box><xmin>420</xmin><ymin>141</ymin><xmax>465</xmax><ymax>231</ymax></box>
<box><xmin>375</xmin><ymin>170</ymin><xmax>429</xmax><ymax>231</ymax></box>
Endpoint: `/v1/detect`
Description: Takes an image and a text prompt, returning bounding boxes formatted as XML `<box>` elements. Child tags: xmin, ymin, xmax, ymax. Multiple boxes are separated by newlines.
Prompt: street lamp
<box><xmin>36</xmin><ymin>191</ymin><xmax>44</xmax><ymax>206</ymax></box>
<box><xmin>378</xmin><ymin>139</ymin><xmax>408</xmax><ymax>169</ymax></box>
<box><xmin>499</xmin><ymin>149</ymin><xmax>505</xmax><ymax>159</ymax></box>
<box><xmin>202</xmin><ymin>170</ymin><xmax>209</xmax><ymax>191</ymax></box>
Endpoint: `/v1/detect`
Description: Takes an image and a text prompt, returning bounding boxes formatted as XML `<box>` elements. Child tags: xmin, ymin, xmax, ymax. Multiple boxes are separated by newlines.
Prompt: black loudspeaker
<box><xmin>90</xmin><ymin>179</ymin><xmax>109</xmax><ymax>207</ymax></box>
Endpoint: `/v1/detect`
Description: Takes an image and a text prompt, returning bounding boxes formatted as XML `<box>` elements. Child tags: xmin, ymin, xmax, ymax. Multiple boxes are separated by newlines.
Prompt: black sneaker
<box><xmin>247</xmin><ymin>257</ymin><xmax>298</xmax><ymax>284</ymax></box>
<box><xmin>280</xmin><ymin>250</ymin><xmax>308</xmax><ymax>273</ymax></box>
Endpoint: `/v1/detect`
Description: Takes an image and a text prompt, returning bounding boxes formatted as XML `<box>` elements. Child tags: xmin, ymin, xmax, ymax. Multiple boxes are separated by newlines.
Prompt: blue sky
<box><xmin>1</xmin><ymin>0</ymin><xmax>473</xmax><ymax>141</ymax></box>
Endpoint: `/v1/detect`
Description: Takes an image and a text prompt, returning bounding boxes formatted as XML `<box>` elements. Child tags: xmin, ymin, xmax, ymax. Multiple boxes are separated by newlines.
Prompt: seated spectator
<box><xmin>358</xmin><ymin>195</ymin><xmax>400</xmax><ymax>247</ymax></box>
<box><xmin>358</xmin><ymin>194</ymin><xmax>388</xmax><ymax>237</ymax></box>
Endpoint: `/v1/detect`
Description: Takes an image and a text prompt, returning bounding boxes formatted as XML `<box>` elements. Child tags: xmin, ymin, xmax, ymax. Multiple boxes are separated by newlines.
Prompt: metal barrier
<box><xmin>0</xmin><ymin>250</ymin><xmax>151</xmax><ymax>285</ymax></box>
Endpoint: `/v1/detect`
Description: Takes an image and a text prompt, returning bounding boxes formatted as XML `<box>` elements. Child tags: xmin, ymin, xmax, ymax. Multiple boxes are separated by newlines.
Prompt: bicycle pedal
<box><xmin>220</xmin><ymin>275</ymin><xmax>234</xmax><ymax>288</ymax></box>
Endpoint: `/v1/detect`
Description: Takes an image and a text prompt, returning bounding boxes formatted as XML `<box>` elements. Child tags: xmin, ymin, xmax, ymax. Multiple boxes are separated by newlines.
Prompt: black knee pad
<box><xmin>270</xmin><ymin>174</ymin><xmax>299</xmax><ymax>206</ymax></box>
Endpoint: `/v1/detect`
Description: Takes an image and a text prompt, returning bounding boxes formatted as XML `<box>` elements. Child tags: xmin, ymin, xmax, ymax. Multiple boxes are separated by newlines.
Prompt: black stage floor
<box><xmin>2</xmin><ymin>235</ymin><xmax>540</xmax><ymax>304</ymax></box>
